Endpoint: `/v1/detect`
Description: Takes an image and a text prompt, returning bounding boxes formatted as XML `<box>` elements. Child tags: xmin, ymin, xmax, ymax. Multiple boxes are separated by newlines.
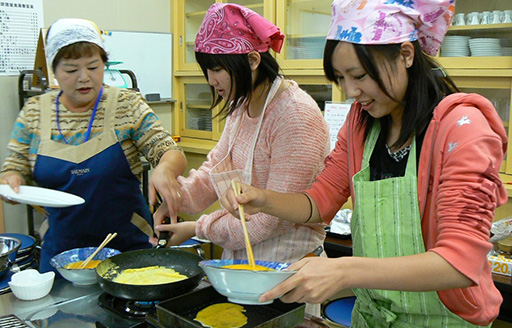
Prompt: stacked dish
<box><xmin>0</xmin><ymin>233</ymin><xmax>38</xmax><ymax>295</ymax></box>
<box><xmin>469</xmin><ymin>38</ymin><xmax>502</xmax><ymax>57</ymax></box>
<box><xmin>440</xmin><ymin>36</ymin><xmax>470</xmax><ymax>57</ymax></box>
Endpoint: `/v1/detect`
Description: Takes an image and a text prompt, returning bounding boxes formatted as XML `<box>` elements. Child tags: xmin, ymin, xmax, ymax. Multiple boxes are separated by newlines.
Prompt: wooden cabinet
<box><xmin>275</xmin><ymin>0</ymin><xmax>333</xmax><ymax>69</ymax></box>
<box><xmin>172</xmin><ymin>0</ymin><xmax>340</xmax><ymax>149</ymax></box>
<box><xmin>173</xmin><ymin>0</ymin><xmax>273</xmax><ymax>72</ymax></box>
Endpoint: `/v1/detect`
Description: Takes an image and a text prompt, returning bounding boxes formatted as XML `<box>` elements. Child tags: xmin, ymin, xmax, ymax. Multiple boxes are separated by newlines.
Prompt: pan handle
<box><xmin>156</xmin><ymin>217</ymin><xmax>170</xmax><ymax>249</ymax></box>
<box><xmin>155</xmin><ymin>216</ymin><xmax>184</xmax><ymax>249</ymax></box>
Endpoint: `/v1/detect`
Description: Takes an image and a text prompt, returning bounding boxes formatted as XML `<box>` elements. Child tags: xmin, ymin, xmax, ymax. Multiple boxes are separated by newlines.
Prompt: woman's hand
<box><xmin>0</xmin><ymin>172</ymin><xmax>26</xmax><ymax>204</ymax></box>
<box><xmin>220</xmin><ymin>182</ymin><xmax>269</xmax><ymax>219</ymax></box>
<box><xmin>149</xmin><ymin>163</ymin><xmax>183</xmax><ymax>222</ymax></box>
<box><xmin>155</xmin><ymin>220</ymin><xmax>196</xmax><ymax>246</ymax></box>
<box><xmin>153</xmin><ymin>199</ymin><xmax>178</xmax><ymax>237</ymax></box>
<box><xmin>259</xmin><ymin>257</ymin><xmax>347</xmax><ymax>304</ymax></box>
<box><xmin>149</xmin><ymin>150</ymin><xmax>187</xmax><ymax>222</ymax></box>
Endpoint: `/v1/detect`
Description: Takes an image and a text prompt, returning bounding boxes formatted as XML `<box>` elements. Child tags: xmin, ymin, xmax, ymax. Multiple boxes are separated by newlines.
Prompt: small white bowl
<box><xmin>199</xmin><ymin>259</ymin><xmax>296</xmax><ymax>305</ymax></box>
<box><xmin>9</xmin><ymin>269</ymin><xmax>55</xmax><ymax>300</ymax></box>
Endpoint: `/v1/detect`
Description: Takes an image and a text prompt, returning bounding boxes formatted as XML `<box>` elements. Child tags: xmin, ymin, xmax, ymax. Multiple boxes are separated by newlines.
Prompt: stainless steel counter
<box><xmin>0</xmin><ymin>278</ymin><xmax>143</xmax><ymax>327</ymax></box>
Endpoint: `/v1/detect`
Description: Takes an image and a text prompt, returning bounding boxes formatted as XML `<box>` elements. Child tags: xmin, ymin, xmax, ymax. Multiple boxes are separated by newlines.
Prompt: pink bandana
<box><xmin>326</xmin><ymin>0</ymin><xmax>455</xmax><ymax>56</ymax></box>
<box><xmin>194</xmin><ymin>3</ymin><xmax>285</xmax><ymax>54</ymax></box>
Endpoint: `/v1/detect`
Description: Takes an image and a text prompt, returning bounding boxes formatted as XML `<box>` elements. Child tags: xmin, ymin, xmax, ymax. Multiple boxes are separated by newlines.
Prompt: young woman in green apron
<box><xmin>221</xmin><ymin>0</ymin><xmax>507</xmax><ymax>326</ymax></box>
<box><xmin>0</xmin><ymin>18</ymin><xmax>186</xmax><ymax>274</ymax></box>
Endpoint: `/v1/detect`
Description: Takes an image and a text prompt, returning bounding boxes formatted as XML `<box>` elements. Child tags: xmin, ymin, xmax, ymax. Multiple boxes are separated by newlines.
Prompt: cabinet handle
<box><xmin>180</xmin><ymin>102</ymin><xmax>183</xmax><ymax>112</ymax></box>
<box><xmin>179</xmin><ymin>35</ymin><xmax>183</xmax><ymax>46</ymax></box>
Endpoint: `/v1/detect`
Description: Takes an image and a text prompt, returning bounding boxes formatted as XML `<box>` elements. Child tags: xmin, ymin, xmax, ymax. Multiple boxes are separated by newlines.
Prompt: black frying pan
<box><xmin>95</xmin><ymin>248</ymin><xmax>205</xmax><ymax>301</ymax></box>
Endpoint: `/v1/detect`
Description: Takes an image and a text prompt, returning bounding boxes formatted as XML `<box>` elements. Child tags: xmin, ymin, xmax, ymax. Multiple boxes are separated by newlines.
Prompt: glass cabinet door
<box><xmin>174</xmin><ymin>0</ymin><xmax>271</xmax><ymax>72</ymax></box>
<box><xmin>276</xmin><ymin>0</ymin><xmax>333</xmax><ymax>69</ymax></box>
<box><xmin>287</xmin><ymin>75</ymin><xmax>338</xmax><ymax>111</ymax></box>
<box><xmin>178</xmin><ymin>76</ymin><xmax>225</xmax><ymax>141</ymax></box>
<box><xmin>450</xmin><ymin>75</ymin><xmax>512</xmax><ymax>174</ymax></box>
<box><xmin>173</xmin><ymin>0</ymin><xmax>215</xmax><ymax>72</ymax></box>
<box><xmin>178</xmin><ymin>77</ymin><xmax>213</xmax><ymax>139</ymax></box>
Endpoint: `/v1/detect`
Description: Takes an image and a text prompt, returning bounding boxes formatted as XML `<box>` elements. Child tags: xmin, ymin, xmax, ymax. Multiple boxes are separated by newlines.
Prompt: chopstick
<box><xmin>78</xmin><ymin>232</ymin><xmax>117</xmax><ymax>269</ymax></box>
<box><xmin>231</xmin><ymin>180</ymin><xmax>256</xmax><ymax>268</ymax></box>
<box><xmin>31</xmin><ymin>205</ymin><xmax>49</xmax><ymax>217</ymax></box>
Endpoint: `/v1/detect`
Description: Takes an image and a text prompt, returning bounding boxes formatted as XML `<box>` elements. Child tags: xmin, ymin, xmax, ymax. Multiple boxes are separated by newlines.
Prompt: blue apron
<box><xmin>34</xmin><ymin>87</ymin><xmax>152</xmax><ymax>273</ymax></box>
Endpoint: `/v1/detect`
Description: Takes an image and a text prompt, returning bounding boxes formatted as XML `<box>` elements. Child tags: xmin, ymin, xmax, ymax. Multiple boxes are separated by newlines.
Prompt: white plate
<box><xmin>0</xmin><ymin>185</ymin><xmax>85</xmax><ymax>208</ymax></box>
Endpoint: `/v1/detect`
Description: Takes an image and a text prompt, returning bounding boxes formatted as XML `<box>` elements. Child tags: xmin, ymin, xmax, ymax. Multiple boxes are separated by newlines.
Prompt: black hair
<box><xmin>323</xmin><ymin>40</ymin><xmax>459</xmax><ymax>149</ymax></box>
<box><xmin>195</xmin><ymin>51</ymin><xmax>280</xmax><ymax>119</ymax></box>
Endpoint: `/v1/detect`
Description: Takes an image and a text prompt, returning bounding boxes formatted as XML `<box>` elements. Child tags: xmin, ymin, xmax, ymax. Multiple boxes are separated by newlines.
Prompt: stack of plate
<box><xmin>440</xmin><ymin>36</ymin><xmax>470</xmax><ymax>57</ymax></box>
<box><xmin>502</xmin><ymin>47</ymin><xmax>512</xmax><ymax>56</ymax></box>
<box><xmin>0</xmin><ymin>233</ymin><xmax>38</xmax><ymax>295</ymax></box>
<box><xmin>469</xmin><ymin>38</ymin><xmax>502</xmax><ymax>57</ymax></box>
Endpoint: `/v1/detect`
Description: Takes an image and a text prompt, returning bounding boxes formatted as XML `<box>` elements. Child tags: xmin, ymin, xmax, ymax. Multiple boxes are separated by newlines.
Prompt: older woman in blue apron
<box><xmin>221</xmin><ymin>0</ymin><xmax>507</xmax><ymax>327</ymax></box>
<box><xmin>0</xmin><ymin>18</ymin><xmax>186</xmax><ymax>274</ymax></box>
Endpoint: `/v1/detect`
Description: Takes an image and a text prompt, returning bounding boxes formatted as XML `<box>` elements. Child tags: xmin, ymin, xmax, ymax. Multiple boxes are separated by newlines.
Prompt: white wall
<box><xmin>0</xmin><ymin>0</ymin><xmax>172</xmax><ymax>233</ymax></box>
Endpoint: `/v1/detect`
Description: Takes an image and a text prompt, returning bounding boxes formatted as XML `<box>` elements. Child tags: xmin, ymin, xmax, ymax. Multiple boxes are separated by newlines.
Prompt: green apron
<box><xmin>350</xmin><ymin>121</ymin><xmax>487</xmax><ymax>328</ymax></box>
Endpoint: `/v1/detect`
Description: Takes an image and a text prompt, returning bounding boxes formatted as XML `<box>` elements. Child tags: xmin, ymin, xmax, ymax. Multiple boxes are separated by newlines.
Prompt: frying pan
<box><xmin>95</xmin><ymin>248</ymin><xmax>205</xmax><ymax>301</ymax></box>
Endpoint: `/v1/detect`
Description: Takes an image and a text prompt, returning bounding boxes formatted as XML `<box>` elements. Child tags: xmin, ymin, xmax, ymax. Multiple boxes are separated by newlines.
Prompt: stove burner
<box><xmin>126</xmin><ymin>300</ymin><xmax>157</xmax><ymax>316</ymax></box>
<box><xmin>98</xmin><ymin>293</ymin><xmax>157</xmax><ymax>321</ymax></box>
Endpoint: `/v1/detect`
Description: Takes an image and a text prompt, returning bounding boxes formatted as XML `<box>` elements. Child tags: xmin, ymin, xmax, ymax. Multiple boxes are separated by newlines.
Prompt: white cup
<box><xmin>492</xmin><ymin>10</ymin><xmax>503</xmax><ymax>24</ymax></box>
<box><xmin>480</xmin><ymin>11</ymin><xmax>491</xmax><ymax>24</ymax></box>
<box><xmin>454</xmin><ymin>13</ymin><xmax>465</xmax><ymax>26</ymax></box>
<box><xmin>503</xmin><ymin>10</ymin><xmax>512</xmax><ymax>24</ymax></box>
<box><xmin>467</xmin><ymin>12</ymin><xmax>479</xmax><ymax>25</ymax></box>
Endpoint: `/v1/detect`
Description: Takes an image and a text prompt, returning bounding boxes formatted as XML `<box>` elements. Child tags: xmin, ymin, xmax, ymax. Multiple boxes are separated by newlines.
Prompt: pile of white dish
<box><xmin>468</xmin><ymin>38</ymin><xmax>502</xmax><ymax>57</ymax></box>
<box><xmin>440</xmin><ymin>36</ymin><xmax>470</xmax><ymax>57</ymax></box>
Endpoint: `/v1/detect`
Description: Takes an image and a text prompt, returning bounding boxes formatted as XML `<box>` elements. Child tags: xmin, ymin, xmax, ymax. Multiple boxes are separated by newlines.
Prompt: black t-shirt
<box><xmin>369</xmin><ymin>130</ymin><xmax>426</xmax><ymax>181</ymax></box>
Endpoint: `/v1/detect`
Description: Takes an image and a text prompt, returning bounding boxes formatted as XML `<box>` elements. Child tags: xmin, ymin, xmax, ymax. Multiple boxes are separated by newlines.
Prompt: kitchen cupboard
<box><xmin>171</xmin><ymin>0</ymin><xmax>512</xmax><ymax>215</ymax></box>
<box><xmin>172</xmin><ymin>0</ymin><xmax>340</xmax><ymax>154</ymax></box>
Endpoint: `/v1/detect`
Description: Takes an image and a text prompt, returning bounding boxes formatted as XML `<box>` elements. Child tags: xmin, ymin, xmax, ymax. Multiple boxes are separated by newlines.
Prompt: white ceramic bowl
<box><xmin>50</xmin><ymin>247</ymin><xmax>121</xmax><ymax>286</ymax></box>
<box><xmin>199</xmin><ymin>259</ymin><xmax>296</xmax><ymax>305</ymax></box>
<box><xmin>9</xmin><ymin>269</ymin><xmax>55</xmax><ymax>300</ymax></box>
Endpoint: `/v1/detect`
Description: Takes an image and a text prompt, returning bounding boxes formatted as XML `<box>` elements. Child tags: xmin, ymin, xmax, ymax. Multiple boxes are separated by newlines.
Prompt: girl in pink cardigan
<box><xmin>222</xmin><ymin>0</ymin><xmax>507</xmax><ymax>327</ymax></box>
<box><xmin>153</xmin><ymin>3</ymin><xmax>330</xmax><ymax>264</ymax></box>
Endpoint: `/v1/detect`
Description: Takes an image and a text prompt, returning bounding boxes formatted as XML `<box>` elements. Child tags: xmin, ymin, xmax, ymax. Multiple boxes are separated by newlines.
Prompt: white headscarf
<box><xmin>45</xmin><ymin>18</ymin><xmax>105</xmax><ymax>69</ymax></box>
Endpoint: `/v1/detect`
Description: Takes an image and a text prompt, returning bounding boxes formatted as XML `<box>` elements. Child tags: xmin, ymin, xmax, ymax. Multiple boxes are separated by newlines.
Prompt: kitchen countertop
<box><xmin>0</xmin><ymin>278</ymin><xmax>144</xmax><ymax>327</ymax></box>
<box><xmin>0</xmin><ymin>278</ymin><xmax>338</xmax><ymax>328</ymax></box>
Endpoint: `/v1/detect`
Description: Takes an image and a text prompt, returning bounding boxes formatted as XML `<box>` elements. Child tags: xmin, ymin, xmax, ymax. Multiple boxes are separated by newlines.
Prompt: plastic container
<box><xmin>497</xmin><ymin>237</ymin><xmax>512</xmax><ymax>259</ymax></box>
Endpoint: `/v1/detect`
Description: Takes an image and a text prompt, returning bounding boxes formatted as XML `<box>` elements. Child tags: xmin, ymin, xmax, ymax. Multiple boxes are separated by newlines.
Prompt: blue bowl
<box><xmin>199</xmin><ymin>259</ymin><xmax>295</xmax><ymax>305</ymax></box>
<box><xmin>50</xmin><ymin>247</ymin><xmax>121</xmax><ymax>285</ymax></box>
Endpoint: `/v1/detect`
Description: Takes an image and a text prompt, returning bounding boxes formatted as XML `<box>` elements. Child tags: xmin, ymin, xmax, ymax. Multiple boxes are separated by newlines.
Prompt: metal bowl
<box><xmin>0</xmin><ymin>236</ymin><xmax>21</xmax><ymax>278</ymax></box>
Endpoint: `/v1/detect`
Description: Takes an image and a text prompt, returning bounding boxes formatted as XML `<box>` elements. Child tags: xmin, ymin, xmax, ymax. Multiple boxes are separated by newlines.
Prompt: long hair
<box><xmin>324</xmin><ymin>40</ymin><xmax>459</xmax><ymax>149</ymax></box>
<box><xmin>195</xmin><ymin>51</ymin><xmax>280</xmax><ymax>119</ymax></box>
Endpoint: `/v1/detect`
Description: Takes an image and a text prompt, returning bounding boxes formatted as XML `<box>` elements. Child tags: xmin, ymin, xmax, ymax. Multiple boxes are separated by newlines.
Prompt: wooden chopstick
<box><xmin>31</xmin><ymin>205</ymin><xmax>49</xmax><ymax>217</ymax></box>
<box><xmin>231</xmin><ymin>180</ymin><xmax>256</xmax><ymax>268</ymax></box>
<box><xmin>78</xmin><ymin>232</ymin><xmax>117</xmax><ymax>269</ymax></box>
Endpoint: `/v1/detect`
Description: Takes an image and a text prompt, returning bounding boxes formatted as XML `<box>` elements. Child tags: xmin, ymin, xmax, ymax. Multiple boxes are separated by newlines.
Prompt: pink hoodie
<box><xmin>308</xmin><ymin>93</ymin><xmax>508</xmax><ymax>325</ymax></box>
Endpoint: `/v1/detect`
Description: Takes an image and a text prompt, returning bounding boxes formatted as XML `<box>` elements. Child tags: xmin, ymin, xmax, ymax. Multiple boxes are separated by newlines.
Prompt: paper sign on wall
<box><xmin>324</xmin><ymin>101</ymin><xmax>352</xmax><ymax>151</ymax></box>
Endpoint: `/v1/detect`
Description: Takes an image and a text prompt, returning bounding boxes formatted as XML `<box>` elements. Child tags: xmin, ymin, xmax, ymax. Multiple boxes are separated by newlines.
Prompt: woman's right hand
<box><xmin>220</xmin><ymin>182</ymin><xmax>268</xmax><ymax>219</ymax></box>
<box><xmin>0</xmin><ymin>171</ymin><xmax>26</xmax><ymax>204</ymax></box>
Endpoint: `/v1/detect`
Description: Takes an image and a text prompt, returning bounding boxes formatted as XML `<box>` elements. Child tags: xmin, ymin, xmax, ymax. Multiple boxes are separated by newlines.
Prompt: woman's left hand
<box><xmin>259</xmin><ymin>257</ymin><xmax>346</xmax><ymax>304</ymax></box>
<box><xmin>149</xmin><ymin>151</ymin><xmax>186</xmax><ymax>222</ymax></box>
<box><xmin>155</xmin><ymin>220</ymin><xmax>196</xmax><ymax>246</ymax></box>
